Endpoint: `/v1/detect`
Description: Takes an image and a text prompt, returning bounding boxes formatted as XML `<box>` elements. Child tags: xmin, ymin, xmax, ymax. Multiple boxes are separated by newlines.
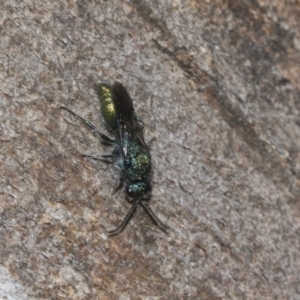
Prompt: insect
<box><xmin>61</xmin><ymin>82</ymin><xmax>167</xmax><ymax>236</ymax></box>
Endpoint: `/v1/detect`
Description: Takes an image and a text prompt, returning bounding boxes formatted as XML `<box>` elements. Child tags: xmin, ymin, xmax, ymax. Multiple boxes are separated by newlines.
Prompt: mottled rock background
<box><xmin>1</xmin><ymin>0</ymin><xmax>300</xmax><ymax>299</ymax></box>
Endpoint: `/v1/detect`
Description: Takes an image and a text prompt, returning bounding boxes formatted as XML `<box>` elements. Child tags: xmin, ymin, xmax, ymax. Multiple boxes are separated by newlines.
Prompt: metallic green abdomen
<box><xmin>98</xmin><ymin>84</ymin><xmax>118</xmax><ymax>129</ymax></box>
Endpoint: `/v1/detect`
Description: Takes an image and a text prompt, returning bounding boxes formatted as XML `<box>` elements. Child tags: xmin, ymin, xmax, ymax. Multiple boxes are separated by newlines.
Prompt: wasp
<box><xmin>61</xmin><ymin>82</ymin><xmax>167</xmax><ymax>236</ymax></box>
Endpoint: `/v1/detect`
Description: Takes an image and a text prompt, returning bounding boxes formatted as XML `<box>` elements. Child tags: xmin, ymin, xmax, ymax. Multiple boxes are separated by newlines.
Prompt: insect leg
<box><xmin>81</xmin><ymin>154</ymin><xmax>114</xmax><ymax>164</ymax></box>
<box><xmin>140</xmin><ymin>201</ymin><xmax>168</xmax><ymax>233</ymax></box>
<box><xmin>112</xmin><ymin>178</ymin><xmax>124</xmax><ymax>195</ymax></box>
<box><xmin>82</xmin><ymin>154</ymin><xmax>114</xmax><ymax>159</ymax></box>
<box><xmin>107</xmin><ymin>203</ymin><xmax>138</xmax><ymax>236</ymax></box>
<box><xmin>60</xmin><ymin>106</ymin><xmax>115</xmax><ymax>143</ymax></box>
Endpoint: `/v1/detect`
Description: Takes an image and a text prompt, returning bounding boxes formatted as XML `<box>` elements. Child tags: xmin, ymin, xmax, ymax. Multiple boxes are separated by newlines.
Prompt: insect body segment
<box><xmin>118</xmin><ymin>138</ymin><xmax>151</xmax><ymax>180</ymax></box>
<box><xmin>61</xmin><ymin>81</ymin><xmax>167</xmax><ymax>236</ymax></box>
<box><xmin>98</xmin><ymin>84</ymin><xmax>118</xmax><ymax>130</ymax></box>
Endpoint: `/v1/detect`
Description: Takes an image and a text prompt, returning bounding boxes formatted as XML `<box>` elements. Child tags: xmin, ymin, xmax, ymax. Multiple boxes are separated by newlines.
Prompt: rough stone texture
<box><xmin>1</xmin><ymin>0</ymin><xmax>300</xmax><ymax>299</ymax></box>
